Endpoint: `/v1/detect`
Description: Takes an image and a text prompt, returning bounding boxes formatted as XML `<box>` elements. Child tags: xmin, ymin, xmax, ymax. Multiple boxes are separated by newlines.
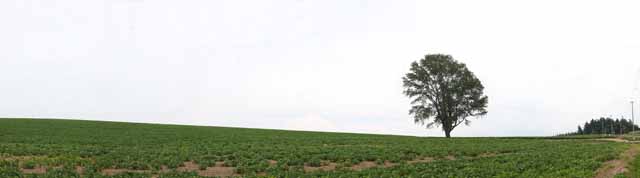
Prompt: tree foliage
<box><xmin>402</xmin><ymin>54</ymin><xmax>488</xmax><ymax>138</ymax></box>
<box><xmin>564</xmin><ymin>117</ymin><xmax>639</xmax><ymax>135</ymax></box>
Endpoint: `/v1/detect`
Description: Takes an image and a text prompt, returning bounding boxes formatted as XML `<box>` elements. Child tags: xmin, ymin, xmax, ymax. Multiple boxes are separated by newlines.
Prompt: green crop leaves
<box><xmin>0</xmin><ymin>119</ymin><xmax>629</xmax><ymax>177</ymax></box>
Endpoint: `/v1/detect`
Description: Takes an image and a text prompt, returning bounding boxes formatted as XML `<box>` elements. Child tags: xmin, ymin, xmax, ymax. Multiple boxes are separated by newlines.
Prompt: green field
<box><xmin>0</xmin><ymin>118</ymin><xmax>631</xmax><ymax>177</ymax></box>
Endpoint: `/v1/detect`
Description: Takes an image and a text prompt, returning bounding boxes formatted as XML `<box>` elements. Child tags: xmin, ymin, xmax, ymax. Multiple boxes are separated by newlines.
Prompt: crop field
<box><xmin>0</xmin><ymin>118</ymin><xmax>632</xmax><ymax>177</ymax></box>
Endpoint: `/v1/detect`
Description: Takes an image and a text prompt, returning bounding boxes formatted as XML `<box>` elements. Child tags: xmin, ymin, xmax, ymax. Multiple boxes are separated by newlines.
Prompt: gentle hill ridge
<box><xmin>0</xmin><ymin>118</ymin><xmax>630</xmax><ymax>177</ymax></box>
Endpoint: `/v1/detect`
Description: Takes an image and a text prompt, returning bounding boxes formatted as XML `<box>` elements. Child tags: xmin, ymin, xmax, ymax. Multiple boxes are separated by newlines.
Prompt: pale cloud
<box><xmin>1</xmin><ymin>0</ymin><xmax>640</xmax><ymax>137</ymax></box>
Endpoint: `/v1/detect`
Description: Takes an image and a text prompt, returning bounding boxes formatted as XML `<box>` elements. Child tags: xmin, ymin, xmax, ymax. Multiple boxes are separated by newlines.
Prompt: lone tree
<box><xmin>402</xmin><ymin>54</ymin><xmax>488</xmax><ymax>138</ymax></box>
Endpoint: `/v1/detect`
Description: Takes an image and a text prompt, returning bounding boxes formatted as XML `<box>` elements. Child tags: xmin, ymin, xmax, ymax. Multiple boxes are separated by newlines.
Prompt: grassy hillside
<box><xmin>0</xmin><ymin>118</ymin><xmax>628</xmax><ymax>177</ymax></box>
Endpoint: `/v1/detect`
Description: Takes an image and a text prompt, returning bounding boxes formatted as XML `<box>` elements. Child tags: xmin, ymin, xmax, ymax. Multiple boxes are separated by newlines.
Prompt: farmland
<box><xmin>0</xmin><ymin>118</ymin><xmax>632</xmax><ymax>177</ymax></box>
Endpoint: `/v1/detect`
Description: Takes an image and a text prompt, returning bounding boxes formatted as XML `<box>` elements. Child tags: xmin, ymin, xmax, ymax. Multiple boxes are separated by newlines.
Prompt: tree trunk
<box><xmin>443</xmin><ymin>119</ymin><xmax>453</xmax><ymax>138</ymax></box>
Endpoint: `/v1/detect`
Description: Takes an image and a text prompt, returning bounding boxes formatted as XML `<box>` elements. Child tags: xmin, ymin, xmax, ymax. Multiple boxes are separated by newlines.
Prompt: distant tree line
<box><xmin>564</xmin><ymin>117</ymin><xmax>639</xmax><ymax>136</ymax></box>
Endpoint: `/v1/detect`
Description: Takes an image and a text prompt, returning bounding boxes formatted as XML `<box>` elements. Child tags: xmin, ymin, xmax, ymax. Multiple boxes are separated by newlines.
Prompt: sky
<box><xmin>1</xmin><ymin>0</ymin><xmax>640</xmax><ymax>137</ymax></box>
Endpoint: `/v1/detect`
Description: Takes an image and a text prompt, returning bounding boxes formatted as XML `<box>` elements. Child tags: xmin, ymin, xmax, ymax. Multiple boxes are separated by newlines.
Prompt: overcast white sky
<box><xmin>2</xmin><ymin>0</ymin><xmax>640</xmax><ymax>137</ymax></box>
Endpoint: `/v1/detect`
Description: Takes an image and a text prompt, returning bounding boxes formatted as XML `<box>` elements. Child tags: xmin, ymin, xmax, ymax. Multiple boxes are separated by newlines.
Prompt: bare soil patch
<box><xmin>595</xmin><ymin>138</ymin><xmax>640</xmax><ymax>144</ymax></box>
<box><xmin>177</xmin><ymin>161</ymin><xmax>239</xmax><ymax>177</ymax></box>
<box><xmin>478</xmin><ymin>153</ymin><xmax>497</xmax><ymax>158</ymax></box>
<box><xmin>101</xmin><ymin>168</ymin><xmax>151</xmax><ymax>176</ymax></box>
<box><xmin>75</xmin><ymin>166</ymin><xmax>84</xmax><ymax>175</ymax></box>
<box><xmin>1</xmin><ymin>155</ymin><xmax>48</xmax><ymax>161</ymax></box>
<box><xmin>594</xmin><ymin>144</ymin><xmax>640</xmax><ymax>178</ymax></box>
<box><xmin>445</xmin><ymin>155</ymin><xmax>456</xmax><ymax>160</ymax></box>
<box><xmin>407</xmin><ymin>157</ymin><xmax>435</xmax><ymax>164</ymax></box>
<box><xmin>160</xmin><ymin>165</ymin><xmax>170</xmax><ymax>173</ymax></box>
<box><xmin>199</xmin><ymin>166</ymin><xmax>237</xmax><ymax>177</ymax></box>
<box><xmin>383</xmin><ymin>161</ymin><xmax>398</xmax><ymax>168</ymax></box>
<box><xmin>267</xmin><ymin>160</ymin><xmax>278</xmax><ymax>166</ymax></box>
<box><xmin>256</xmin><ymin>172</ymin><xmax>268</xmax><ymax>176</ymax></box>
<box><xmin>99</xmin><ymin>161</ymin><xmax>240</xmax><ymax>177</ymax></box>
<box><xmin>21</xmin><ymin>166</ymin><xmax>46</xmax><ymax>174</ymax></box>
<box><xmin>304</xmin><ymin>162</ymin><xmax>338</xmax><ymax>172</ymax></box>
<box><xmin>13</xmin><ymin>152</ymin><xmax>505</xmax><ymax>176</ymax></box>
<box><xmin>176</xmin><ymin>161</ymin><xmax>200</xmax><ymax>172</ymax></box>
<box><xmin>350</xmin><ymin>161</ymin><xmax>377</xmax><ymax>171</ymax></box>
<box><xmin>597</xmin><ymin>138</ymin><xmax>631</xmax><ymax>143</ymax></box>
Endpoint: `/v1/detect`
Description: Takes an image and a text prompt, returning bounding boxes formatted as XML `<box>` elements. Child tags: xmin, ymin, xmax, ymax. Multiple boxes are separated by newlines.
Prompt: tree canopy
<box><xmin>560</xmin><ymin>117</ymin><xmax>639</xmax><ymax>136</ymax></box>
<box><xmin>402</xmin><ymin>54</ymin><xmax>488</xmax><ymax>138</ymax></box>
